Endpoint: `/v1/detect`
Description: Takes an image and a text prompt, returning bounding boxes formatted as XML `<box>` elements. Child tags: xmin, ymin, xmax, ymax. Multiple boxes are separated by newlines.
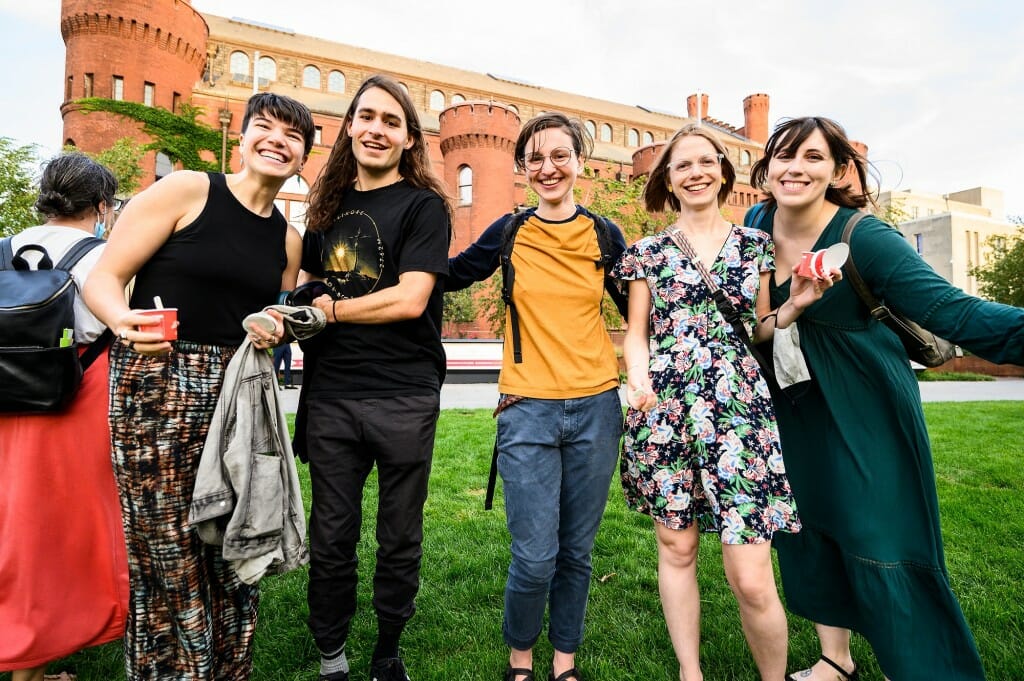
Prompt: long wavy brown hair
<box><xmin>749</xmin><ymin>116</ymin><xmax>876</xmax><ymax>210</ymax></box>
<box><xmin>305</xmin><ymin>74</ymin><xmax>450</xmax><ymax>232</ymax></box>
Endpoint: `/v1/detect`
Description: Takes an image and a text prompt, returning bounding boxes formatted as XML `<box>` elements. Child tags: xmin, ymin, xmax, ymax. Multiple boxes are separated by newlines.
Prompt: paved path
<box><xmin>277</xmin><ymin>378</ymin><xmax>1024</xmax><ymax>413</ymax></box>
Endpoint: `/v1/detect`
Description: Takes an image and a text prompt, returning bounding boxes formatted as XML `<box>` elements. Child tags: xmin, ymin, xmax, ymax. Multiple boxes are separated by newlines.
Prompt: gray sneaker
<box><xmin>369</xmin><ymin>657</ymin><xmax>410</xmax><ymax>681</ymax></box>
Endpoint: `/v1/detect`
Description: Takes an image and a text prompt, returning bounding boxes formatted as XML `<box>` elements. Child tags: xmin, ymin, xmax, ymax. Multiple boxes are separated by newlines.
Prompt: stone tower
<box><xmin>438</xmin><ymin>101</ymin><xmax>521</xmax><ymax>249</ymax></box>
<box><xmin>60</xmin><ymin>0</ymin><xmax>208</xmax><ymax>183</ymax></box>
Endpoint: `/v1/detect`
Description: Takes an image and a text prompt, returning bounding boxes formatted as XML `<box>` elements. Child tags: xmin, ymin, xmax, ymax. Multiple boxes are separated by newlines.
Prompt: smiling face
<box><xmin>238</xmin><ymin>112</ymin><xmax>308</xmax><ymax>180</ymax></box>
<box><xmin>523</xmin><ymin>127</ymin><xmax>582</xmax><ymax>213</ymax></box>
<box><xmin>765</xmin><ymin>128</ymin><xmax>845</xmax><ymax>210</ymax></box>
<box><xmin>346</xmin><ymin>86</ymin><xmax>414</xmax><ymax>183</ymax></box>
<box><xmin>665</xmin><ymin>135</ymin><xmax>724</xmax><ymax>212</ymax></box>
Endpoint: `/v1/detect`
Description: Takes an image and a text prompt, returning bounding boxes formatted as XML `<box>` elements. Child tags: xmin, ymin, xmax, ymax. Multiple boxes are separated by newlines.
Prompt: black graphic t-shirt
<box><xmin>301</xmin><ymin>180</ymin><xmax>450</xmax><ymax>397</ymax></box>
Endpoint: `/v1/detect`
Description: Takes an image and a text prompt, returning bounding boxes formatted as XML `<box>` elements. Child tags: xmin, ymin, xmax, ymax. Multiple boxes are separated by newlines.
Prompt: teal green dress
<box><xmin>749</xmin><ymin>205</ymin><xmax>1024</xmax><ymax>680</ymax></box>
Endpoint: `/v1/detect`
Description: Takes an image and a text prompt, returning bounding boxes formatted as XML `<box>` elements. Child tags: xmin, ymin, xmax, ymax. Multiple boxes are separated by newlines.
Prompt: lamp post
<box><xmin>219</xmin><ymin>106</ymin><xmax>233</xmax><ymax>172</ymax></box>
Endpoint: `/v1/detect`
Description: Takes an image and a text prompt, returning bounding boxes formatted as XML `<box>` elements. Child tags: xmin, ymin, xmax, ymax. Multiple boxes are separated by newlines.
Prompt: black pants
<box><xmin>305</xmin><ymin>393</ymin><xmax>439</xmax><ymax>652</ymax></box>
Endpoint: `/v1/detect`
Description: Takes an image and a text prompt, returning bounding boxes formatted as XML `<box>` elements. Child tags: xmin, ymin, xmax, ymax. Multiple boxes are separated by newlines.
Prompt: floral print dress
<box><xmin>612</xmin><ymin>225</ymin><xmax>800</xmax><ymax>543</ymax></box>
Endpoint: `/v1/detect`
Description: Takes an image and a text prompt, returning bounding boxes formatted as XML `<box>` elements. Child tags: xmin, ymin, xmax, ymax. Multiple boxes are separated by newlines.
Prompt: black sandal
<box><xmin>786</xmin><ymin>654</ymin><xmax>859</xmax><ymax>681</ymax></box>
<box><xmin>548</xmin><ymin>668</ymin><xmax>583</xmax><ymax>681</ymax></box>
<box><xmin>505</xmin><ymin>664</ymin><xmax>534</xmax><ymax>681</ymax></box>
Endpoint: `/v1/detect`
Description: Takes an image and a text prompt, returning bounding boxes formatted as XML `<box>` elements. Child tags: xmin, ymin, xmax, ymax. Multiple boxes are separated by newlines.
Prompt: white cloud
<box><xmin>3</xmin><ymin>0</ymin><xmax>1024</xmax><ymax>215</ymax></box>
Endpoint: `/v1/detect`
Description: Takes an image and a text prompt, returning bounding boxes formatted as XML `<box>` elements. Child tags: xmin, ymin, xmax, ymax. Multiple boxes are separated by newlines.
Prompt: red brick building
<box><xmin>59</xmin><ymin>0</ymin><xmax>777</xmax><ymax>228</ymax></box>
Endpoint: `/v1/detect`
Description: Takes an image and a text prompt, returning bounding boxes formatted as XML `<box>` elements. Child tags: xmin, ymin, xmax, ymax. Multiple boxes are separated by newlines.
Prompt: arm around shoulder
<box><xmin>445</xmin><ymin>214</ymin><xmax>508</xmax><ymax>291</ymax></box>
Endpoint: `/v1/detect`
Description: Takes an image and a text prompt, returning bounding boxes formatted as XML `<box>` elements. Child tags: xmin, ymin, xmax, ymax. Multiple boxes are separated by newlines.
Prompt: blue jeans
<box><xmin>497</xmin><ymin>388</ymin><xmax>623</xmax><ymax>653</ymax></box>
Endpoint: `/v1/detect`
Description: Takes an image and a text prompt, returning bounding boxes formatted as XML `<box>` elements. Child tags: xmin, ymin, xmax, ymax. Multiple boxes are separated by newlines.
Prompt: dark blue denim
<box><xmin>496</xmin><ymin>388</ymin><xmax>622</xmax><ymax>653</ymax></box>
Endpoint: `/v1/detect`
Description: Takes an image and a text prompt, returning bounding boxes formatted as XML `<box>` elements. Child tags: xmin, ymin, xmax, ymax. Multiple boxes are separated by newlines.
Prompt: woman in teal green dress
<box><xmin>745</xmin><ymin>116</ymin><xmax>1024</xmax><ymax>681</ymax></box>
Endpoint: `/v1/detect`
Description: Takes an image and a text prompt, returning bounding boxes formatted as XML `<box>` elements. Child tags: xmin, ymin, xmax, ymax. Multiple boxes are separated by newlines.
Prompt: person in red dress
<box><xmin>0</xmin><ymin>153</ymin><xmax>129</xmax><ymax>681</ymax></box>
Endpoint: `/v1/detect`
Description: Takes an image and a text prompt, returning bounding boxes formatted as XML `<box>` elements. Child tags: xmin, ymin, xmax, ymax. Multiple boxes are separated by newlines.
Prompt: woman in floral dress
<box><xmin>613</xmin><ymin>124</ymin><xmax>832</xmax><ymax>681</ymax></box>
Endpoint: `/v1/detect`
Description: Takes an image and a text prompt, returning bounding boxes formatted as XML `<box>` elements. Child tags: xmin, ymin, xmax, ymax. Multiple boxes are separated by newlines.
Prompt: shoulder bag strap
<box><xmin>665</xmin><ymin>228</ymin><xmax>779</xmax><ymax>390</ymax></box>
<box><xmin>55</xmin><ymin>236</ymin><xmax>105</xmax><ymax>271</ymax></box>
<box><xmin>839</xmin><ymin>212</ymin><xmax>891</xmax><ymax>320</ymax></box>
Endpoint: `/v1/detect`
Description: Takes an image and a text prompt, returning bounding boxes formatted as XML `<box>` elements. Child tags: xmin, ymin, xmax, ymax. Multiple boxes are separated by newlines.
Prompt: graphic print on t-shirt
<box><xmin>322</xmin><ymin>209</ymin><xmax>385</xmax><ymax>299</ymax></box>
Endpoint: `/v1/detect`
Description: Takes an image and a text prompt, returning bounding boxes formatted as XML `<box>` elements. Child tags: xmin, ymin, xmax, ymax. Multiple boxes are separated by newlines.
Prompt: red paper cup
<box><xmin>138</xmin><ymin>308</ymin><xmax>178</xmax><ymax>341</ymax></box>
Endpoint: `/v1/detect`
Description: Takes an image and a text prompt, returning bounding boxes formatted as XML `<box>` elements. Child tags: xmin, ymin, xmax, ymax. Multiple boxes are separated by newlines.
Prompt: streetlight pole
<box><xmin>219</xmin><ymin>106</ymin><xmax>233</xmax><ymax>172</ymax></box>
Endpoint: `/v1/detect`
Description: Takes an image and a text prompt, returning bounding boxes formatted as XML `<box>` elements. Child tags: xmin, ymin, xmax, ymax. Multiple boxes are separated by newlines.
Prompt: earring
<box><xmin>721</xmin><ymin>178</ymin><xmax>726</xmax><ymax>185</ymax></box>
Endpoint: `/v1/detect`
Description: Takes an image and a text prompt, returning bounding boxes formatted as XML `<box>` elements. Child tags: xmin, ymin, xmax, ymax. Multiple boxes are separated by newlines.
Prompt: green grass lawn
<box><xmin>12</xmin><ymin>402</ymin><xmax>1023</xmax><ymax>681</ymax></box>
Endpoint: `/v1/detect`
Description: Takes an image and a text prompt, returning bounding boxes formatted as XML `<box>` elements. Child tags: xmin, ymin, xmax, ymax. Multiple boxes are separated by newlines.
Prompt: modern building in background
<box><xmin>879</xmin><ymin>187</ymin><xmax>1017</xmax><ymax>296</ymax></box>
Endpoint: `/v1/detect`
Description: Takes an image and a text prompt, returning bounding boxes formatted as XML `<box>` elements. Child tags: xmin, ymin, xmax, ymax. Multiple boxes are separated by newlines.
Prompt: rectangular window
<box><xmin>83</xmin><ymin>73</ymin><xmax>93</xmax><ymax>98</ymax></box>
<box><xmin>144</xmin><ymin>82</ymin><xmax>155</xmax><ymax>107</ymax></box>
<box><xmin>914</xmin><ymin>233</ymin><xmax>923</xmax><ymax>254</ymax></box>
<box><xmin>172</xmin><ymin>92</ymin><xmax>181</xmax><ymax>113</ymax></box>
<box><xmin>314</xmin><ymin>126</ymin><xmax>323</xmax><ymax>145</ymax></box>
<box><xmin>65</xmin><ymin>76</ymin><xmax>73</xmax><ymax>101</ymax></box>
<box><xmin>112</xmin><ymin>76</ymin><xmax>124</xmax><ymax>101</ymax></box>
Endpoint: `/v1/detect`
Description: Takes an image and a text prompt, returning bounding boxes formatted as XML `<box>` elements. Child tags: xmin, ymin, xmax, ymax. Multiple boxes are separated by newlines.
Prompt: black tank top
<box><xmin>130</xmin><ymin>173</ymin><xmax>287</xmax><ymax>345</ymax></box>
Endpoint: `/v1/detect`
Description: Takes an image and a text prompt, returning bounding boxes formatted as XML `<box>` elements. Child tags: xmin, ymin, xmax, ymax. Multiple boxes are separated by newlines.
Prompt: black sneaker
<box><xmin>319</xmin><ymin>671</ymin><xmax>349</xmax><ymax>681</ymax></box>
<box><xmin>369</xmin><ymin>657</ymin><xmax>410</xmax><ymax>681</ymax></box>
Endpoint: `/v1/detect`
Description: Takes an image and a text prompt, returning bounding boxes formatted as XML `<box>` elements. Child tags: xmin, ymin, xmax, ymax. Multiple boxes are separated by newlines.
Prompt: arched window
<box><xmin>628</xmin><ymin>128</ymin><xmax>639</xmax><ymax>147</ymax></box>
<box><xmin>451</xmin><ymin>93</ymin><xmax>465</xmax><ymax>104</ymax></box>
<box><xmin>257</xmin><ymin>56</ymin><xmax>276</xmax><ymax>84</ymax></box>
<box><xmin>429</xmin><ymin>90</ymin><xmax>445</xmax><ymax>110</ymax></box>
<box><xmin>585</xmin><ymin>120</ymin><xmax>596</xmax><ymax>139</ymax></box>
<box><xmin>600</xmin><ymin>123</ymin><xmax>612</xmax><ymax>143</ymax></box>
<box><xmin>642</xmin><ymin>131</ymin><xmax>654</xmax><ymax>146</ymax></box>
<box><xmin>230</xmin><ymin>51</ymin><xmax>250</xmax><ymax>80</ymax></box>
<box><xmin>155</xmin><ymin>152</ymin><xmax>173</xmax><ymax>181</ymax></box>
<box><xmin>302</xmin><ymin>65</ymin><xmax>321</xmax><ymax>89</ymax></box>
<box><xmin>740</xmin><ymin>149</ymin><xmax>752</xmax><ymax>166</ymax></box>
<box><xmin>327</xmin><ymin>70</ymin><xmax>345</xmax><ymax>93</ymax></box>
<box><xmin>277</xmin><ymin>174</ymin><xmax>311</xmax><ymax>232</ymax></box>
<box><xmin>458</xmin><ymin>166</ymin><xmax>473</xmax><ymax>205</ymax></box>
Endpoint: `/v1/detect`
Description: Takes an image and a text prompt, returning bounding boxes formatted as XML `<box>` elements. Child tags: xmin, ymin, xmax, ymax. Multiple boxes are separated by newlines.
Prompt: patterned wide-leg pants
<box><xmin>109</xmin><ymin>340</ymin><xmax>258</xmax><ymax>681</ymax></box>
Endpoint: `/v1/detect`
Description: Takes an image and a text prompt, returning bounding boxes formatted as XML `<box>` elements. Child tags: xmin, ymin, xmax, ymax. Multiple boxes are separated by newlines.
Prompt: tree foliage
<box><xmin>87</xmin><ymin>137</ymin><xmax>146</xmax><ymax>197</ymax></box>
<box><xmin>76</xmin><ymin>98</ymin><xmax>235</xmax><ymax>172</ymax></box>
<box><xmin>0</xmin><ymin>137</ymin><xmax>40</xmax><ymax>237</ymax></box>
<box><xmin>972</xmin><ymin>220</ymin><xmax>1024</xmax><ymax>307</ymax></box>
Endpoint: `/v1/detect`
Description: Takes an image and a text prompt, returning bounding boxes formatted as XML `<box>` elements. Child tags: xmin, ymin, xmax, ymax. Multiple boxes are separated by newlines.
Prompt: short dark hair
<box><xmin>513</xmin><ymin>112</ymin><xmax>593</xmax><ymax>173</ymax></box>
<box><xmin>749</xmin><ymin>116</ymin><xmax>874</xmax><ymax>210</ymax></box>
<box><xmin>34</xmin><ymin>152</ymin><xmax>117</xmax><ymax>218</ymax></box>
<box><xmin>241</xmin><ymin>92</ymin><xmax>316</xmax><ymax>155</ymax></box>
<box><xmin>642</xmin><ymin>124</ymin><xmax>736</xmax><ymax>212</ymax></box>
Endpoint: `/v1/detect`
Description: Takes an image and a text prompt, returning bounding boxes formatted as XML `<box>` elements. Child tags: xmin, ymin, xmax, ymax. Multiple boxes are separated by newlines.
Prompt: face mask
<box><xmin>94</xmin><ymin>220</ymin><xmax>105</xmax><ymax>238</ymax></box>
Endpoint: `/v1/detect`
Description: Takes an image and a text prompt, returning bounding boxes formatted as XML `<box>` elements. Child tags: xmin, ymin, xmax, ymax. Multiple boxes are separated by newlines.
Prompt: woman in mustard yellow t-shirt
<box><xmin>447</xmin><ymin>113</ymin><xmax>627</xmax><ymax>681</ymax></box>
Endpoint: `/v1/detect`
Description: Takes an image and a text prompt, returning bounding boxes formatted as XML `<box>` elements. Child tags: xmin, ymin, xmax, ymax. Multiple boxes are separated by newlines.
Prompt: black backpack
<box><xmin>499</xmin><ymin>208</ymin><xmax>629</xmax><ymax>364</ymax></box>
<box><xmin>0</xmin><ymin>236</ymin><xmax>112</xmax><ymax>413</ymax></box>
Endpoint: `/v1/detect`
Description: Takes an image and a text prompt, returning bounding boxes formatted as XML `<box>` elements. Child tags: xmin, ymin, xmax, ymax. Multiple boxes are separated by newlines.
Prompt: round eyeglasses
<box><xmin>522</xmin><ymin>147</ymin><xmax>576</xmax><ymax>171</ymax></box>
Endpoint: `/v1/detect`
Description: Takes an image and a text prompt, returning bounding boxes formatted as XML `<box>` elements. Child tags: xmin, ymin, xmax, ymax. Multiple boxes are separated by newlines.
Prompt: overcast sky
<box><xmin>3</xmin><ymin>0</ymin><xmax>1023</xmax><ymax>217</ymax></box>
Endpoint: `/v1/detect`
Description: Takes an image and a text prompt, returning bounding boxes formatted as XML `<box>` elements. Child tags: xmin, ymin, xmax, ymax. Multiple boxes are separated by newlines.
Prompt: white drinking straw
<box><xmin>153</xmin><ymin>296</ymin><xmax>164</xmax><ymax>309</ymax></box>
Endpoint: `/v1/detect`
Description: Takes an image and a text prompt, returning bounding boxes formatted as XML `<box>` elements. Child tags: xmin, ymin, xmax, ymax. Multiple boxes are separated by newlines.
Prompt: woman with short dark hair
<box><xmin>84</xmin><ymin>92</ymin><xmax>314</xmax><ymax>680</ymax></box>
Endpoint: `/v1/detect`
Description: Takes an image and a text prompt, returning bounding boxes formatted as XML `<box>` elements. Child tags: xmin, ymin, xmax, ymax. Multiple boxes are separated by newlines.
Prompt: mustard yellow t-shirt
<box><xmin>498</xmin><ymin>211</ymin><xmax>620</xmax><ymax>399</ymax></box>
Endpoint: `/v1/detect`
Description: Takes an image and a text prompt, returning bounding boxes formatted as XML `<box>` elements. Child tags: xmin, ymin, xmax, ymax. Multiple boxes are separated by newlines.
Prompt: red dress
<box><xmin>0</xmin><ymin>350</ymin><xmax>128</xmax><ymax>669</ymax></box>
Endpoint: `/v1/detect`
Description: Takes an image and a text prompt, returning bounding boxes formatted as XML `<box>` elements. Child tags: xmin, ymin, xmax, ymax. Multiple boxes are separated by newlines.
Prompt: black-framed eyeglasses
<box><xmin>522</xmin><ymin>147</ymin><xmax>576</xmax><ymax>171</ymax></box>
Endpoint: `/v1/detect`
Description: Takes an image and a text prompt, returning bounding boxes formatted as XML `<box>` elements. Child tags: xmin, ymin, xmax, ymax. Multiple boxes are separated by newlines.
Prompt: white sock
<box><xmin>320</xmin><ymin>644</ymin><xmax>349</xmax><ymax>676</ymax></box>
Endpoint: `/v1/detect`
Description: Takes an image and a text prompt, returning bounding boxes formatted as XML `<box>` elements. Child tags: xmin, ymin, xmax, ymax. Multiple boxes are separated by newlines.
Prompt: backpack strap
<box><xmin>839</xmin><ymin>212</ymin><xmax>888</xmax><ymax>319</ymax></box>
<box><xmin>747</xmin><ymin>202</ymin><xmax>768</xmax><ymax>230</ymax></box>
<box><xmin>55</xmin><ymin>236</ymin><xmax>105</xmax><ymax>271</ymax></box>
<box><xmin>500</xmin><ymin>210</ymin><xmax>531</xmax><ymax>364</ymax></box>
<box><xmin>80</xmin><ymin>328</ymin><xmax>114</xmax><ymax>371</ymax></box>
<box><xmin>54</xmin><ymin>236</ymin><xmax>110</xmax><ymax>371</ymax></box>
<box><xmin>592</xmin><ymin>214</ymin><xmax>630</xmax><ymax>317</ymax></box>
<box><xmin>0</xmin><ymin>237</ymin><xmax>13</xmax><ymax>270</ymax></box>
